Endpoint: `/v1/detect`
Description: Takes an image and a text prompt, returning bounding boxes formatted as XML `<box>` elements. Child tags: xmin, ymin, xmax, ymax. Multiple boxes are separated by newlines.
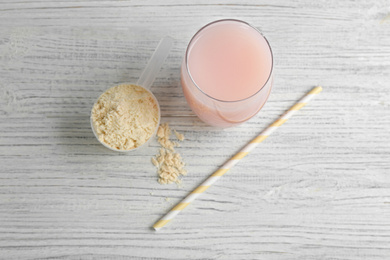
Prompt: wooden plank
<box><xmin>0</xmin><ymin>0</ymin><xmax>390</xmax><ymax>259</ymax></box>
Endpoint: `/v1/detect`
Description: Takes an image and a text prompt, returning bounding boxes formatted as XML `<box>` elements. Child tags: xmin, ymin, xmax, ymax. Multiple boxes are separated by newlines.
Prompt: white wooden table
<box><xmin>1</xmin><ymin>1</ymin><xmax>390</xmax><ymax>259</ymax></box>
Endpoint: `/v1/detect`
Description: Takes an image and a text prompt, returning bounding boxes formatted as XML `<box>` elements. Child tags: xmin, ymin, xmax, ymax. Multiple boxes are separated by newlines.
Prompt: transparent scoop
<box><xmin>137</xmin><ymin>36</ymin><xmax>174</xmax><ymax>90</ymax></box>
<box><xmin>91</xmin><ymin>36</ymin><xmax>174</xmax><ymax>152</ymax></box>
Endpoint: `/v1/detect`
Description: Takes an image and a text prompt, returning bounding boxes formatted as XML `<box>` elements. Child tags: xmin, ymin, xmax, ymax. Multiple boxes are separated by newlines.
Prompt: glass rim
<box><xmin>184</xmin><ymin>19</ymin><xmax>274</xmax><ymax>103</ymax></box>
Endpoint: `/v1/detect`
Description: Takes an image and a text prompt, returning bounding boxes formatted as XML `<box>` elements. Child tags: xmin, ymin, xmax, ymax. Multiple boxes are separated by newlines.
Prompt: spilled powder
<box><xmin>91</xmin><ymin>84</ymin><xmax>159</xmax><ymax>151</ymax></box>
<box><xmin>156</xmin><ymin>123</ymin><xmax>176</xmax><ymax>151</ymax></box>
<box><xmin>152</xmin><ymin>123</ymin><xmax>187</xmax><ymax>184</ymax></box>
<box><xmin>174</xmin><ymin>129</ymin><xmax>185</xmax><ymax>141</ymax></box>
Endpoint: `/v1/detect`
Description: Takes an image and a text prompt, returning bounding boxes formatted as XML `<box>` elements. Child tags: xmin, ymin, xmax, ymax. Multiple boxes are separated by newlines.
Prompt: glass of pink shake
<box><xmin>181</xmin><ymin>19</ymin><xmax>274</xmax><ymax>127</ymax></box>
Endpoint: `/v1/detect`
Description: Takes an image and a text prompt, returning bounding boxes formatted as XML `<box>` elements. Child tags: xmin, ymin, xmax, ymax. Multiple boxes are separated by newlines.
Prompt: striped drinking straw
<box><xmin>153</xmin><ymin>86</ymin><xmax>323</xmax><ymax>231</ymax></box>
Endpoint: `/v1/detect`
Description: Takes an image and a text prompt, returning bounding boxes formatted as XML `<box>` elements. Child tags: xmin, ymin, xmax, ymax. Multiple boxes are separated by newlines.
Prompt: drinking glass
<box><xmin>181</xmin><ymin>19</ymin><xmax>274</xmax><ymax>127</ymax></box>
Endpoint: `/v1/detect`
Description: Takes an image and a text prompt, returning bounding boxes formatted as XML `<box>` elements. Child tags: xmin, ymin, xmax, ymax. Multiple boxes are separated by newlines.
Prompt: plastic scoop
<box><xmin>137</xmin><ymin>36</ymin><xmax>174</xmax><ymax>90</ymax></box>
<box><xmin>91</xmin><ymin>36</ymin><xmax>174</xmax><ymax>152</ymax></box>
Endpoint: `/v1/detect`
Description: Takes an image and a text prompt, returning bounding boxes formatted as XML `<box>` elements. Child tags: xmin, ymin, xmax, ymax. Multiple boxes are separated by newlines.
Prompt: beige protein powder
<box><xmin>91</xmin><ymin>84</ymin><xmax>159</xmax><ymax>151</ymax></box>
<box><xmin>151</xmin><ymin>123</ymin><xmax>187</xmax><ymax>184</ymax></box>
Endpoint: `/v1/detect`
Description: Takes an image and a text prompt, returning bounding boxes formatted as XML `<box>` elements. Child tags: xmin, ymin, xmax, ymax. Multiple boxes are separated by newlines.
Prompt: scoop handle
<box><xmin>137</xmin><ymin>36</ymin><xmax>174</xmax><ymax>90</ymax></box>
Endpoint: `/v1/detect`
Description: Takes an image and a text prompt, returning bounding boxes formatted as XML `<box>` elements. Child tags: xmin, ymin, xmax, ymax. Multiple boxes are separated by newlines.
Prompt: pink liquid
<box><xmin>187</xmin><ymin>22</ymin><xmax>272</xmax><ymax>102</ymax></box>
<box><xmin>181</xmin><ymin>20</ymin><xmax>273</xmax><ymax>127</ymax></box>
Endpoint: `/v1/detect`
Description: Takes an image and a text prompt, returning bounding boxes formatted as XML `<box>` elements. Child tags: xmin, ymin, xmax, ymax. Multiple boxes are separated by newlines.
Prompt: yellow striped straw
<box><xmin>153</xmin><ymin>86</ymin><xmax>323</xmax><ymax>231</ymax></box>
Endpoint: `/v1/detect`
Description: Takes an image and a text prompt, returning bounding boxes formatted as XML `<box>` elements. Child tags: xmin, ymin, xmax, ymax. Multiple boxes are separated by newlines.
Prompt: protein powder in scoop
<box><xmin>91</xmin><ymin>84</ymin><xmax>159</xmax><ymax>151</ymax></box>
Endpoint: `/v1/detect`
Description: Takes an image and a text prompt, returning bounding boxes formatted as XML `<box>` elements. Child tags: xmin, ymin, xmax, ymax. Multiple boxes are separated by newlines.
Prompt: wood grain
<box><xmin>1</xmin><ymin>0</ymin><xmax>390</xmax><ymax>259</ymax></box>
